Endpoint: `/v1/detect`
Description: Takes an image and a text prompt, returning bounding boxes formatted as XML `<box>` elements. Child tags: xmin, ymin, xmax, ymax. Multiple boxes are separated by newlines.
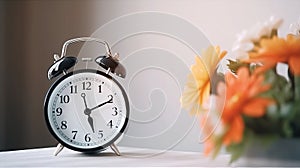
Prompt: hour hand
<box><xmin>87</xmin><ymin>115</ymin><xmax>95</xmax><ymax>133</ymax></box>
<box><xmin>84</xmin><ymin>108</ymin><xmax>95</xmax><ymax>133</ymax></box>
<box><xmin>81</xmin><ymin>94</ymin><xmax>94</xmax><ymax>133</ymax></box>
<box><xmin>90</xmin><ymin>95</ymin><xmax>113</xmax><ymax>111</ymax></box>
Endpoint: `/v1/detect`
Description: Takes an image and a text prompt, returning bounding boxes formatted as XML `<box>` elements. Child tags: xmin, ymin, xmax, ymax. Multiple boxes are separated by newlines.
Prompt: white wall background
<box><xmin>88</xmin><ymin>0</ymin><xmax>300</xmax><ymax>53</ymax></box>
<box><xmin>80</xmin><ymin>0</ymin><xmax>300</xmax><ymax>152</ymax></box>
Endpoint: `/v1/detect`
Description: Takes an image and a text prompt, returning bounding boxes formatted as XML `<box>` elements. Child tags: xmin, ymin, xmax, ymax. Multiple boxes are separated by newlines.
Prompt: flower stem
<box><xmin>295</xmin><ymin>76</ymin><xmax>300</xmax><ymax>101</ymax></box>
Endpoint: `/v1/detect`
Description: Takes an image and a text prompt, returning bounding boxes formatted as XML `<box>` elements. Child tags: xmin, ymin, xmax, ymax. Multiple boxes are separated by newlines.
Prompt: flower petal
<box><xmin>204</xmin><ymin>139</ymin><xmax>214</xmax><ymax>156</ymax></box>
<box><xmin>223</xmin><ymin>116</ymin><xmax>244</xmax><ymax>145</ymax></box>
<box><xmin>242</xmin><ymin>98</ymin><xmax>273</xmax><ymax>117</ymax></box>
<box><xmin>289</xmin><ymin>54</ymin><xmax>300</xmax><ymax>75</ymax></box>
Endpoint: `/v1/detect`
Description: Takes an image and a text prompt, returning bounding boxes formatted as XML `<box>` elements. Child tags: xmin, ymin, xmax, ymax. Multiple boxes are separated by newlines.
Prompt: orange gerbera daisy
<box><xmin>220</xmin><ymin>67</ymin><xmax>274</xmax><ymax>145</ymax></box>
<box><xmin>248</xmin><ymin>34</ymin><xmax>300</xmax><ymax>75</ymax></box>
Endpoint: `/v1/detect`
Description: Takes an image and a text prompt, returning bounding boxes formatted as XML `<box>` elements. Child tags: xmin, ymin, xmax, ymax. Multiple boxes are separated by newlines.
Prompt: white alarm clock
<box><xmin>44</xmin><ymin>37</ymin><xmax>129</xmax><ymax>156</ymax></box>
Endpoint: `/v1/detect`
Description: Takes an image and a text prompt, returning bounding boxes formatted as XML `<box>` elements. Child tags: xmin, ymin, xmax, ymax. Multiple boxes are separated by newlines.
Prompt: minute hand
<box><xmin>90</xmin><ymin>95</ymin><xmax>113</xmax><ymax>111</ymax></box>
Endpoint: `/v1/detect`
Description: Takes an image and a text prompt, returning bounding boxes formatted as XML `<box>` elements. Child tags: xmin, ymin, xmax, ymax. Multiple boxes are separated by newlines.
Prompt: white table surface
<box><xmin>0</xmin><ymin>146</ymin><xmax>230</xmax><ymax>167</ymax></box>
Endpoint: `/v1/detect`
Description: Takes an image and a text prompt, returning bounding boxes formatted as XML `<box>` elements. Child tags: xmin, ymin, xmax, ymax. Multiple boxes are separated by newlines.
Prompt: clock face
<box><xmin>44</xmin><ymin>69</ymin><xmax>129</xmax><ymax>152</ymax></box>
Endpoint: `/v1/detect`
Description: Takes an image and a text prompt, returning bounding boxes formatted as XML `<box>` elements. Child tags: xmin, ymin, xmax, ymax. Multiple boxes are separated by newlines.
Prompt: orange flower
<box><xmin>200</xmin><ymin>115</ymin><xmax>215</xmax><ymax>156</ymax></box>
<box><xmin>220</xmin><ymin>67</ymin><xmax>274</xmax><ymax>145</ymax></box>
<box><xmin>181</xmin><ymin>46</ymin><xmax>226</xmax><ymax>114</ymax></box>
<box><xmin>248</xmin><ymin>34</ymin><xmax>300</xmax><ymax>75</ymax></box>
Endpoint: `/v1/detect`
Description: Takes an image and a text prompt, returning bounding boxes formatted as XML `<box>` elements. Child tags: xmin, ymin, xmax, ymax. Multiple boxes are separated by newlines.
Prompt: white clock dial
<box><xmin>44</xmin><ymin>69</ymin><xmax>129</xmax><ymax>152</ymax></box>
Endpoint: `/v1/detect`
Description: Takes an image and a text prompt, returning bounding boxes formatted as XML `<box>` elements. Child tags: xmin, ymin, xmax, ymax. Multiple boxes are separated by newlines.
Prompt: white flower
<box><xmin>289</xmin><ymin>17</ymin><xmax>300</xmax><ymax>36</ymax></box>
<box><xmin>261</xmin><ymin>16</ymin><xmax>283</xmax><ymax>36</ymax></box>
<box><xmin>232</xmin><ymin>16</ymin><xmax>283</xmax><ymax>60</ymax></box>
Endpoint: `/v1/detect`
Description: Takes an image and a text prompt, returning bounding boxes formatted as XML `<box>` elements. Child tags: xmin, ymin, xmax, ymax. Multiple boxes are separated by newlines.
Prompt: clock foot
<box><xmin>110</xmin><ymin>143</ymin><xmax>120</xmax><ymax>156</ymax></box>
<box><xmin>53</xmin><ymin>143</ymin><xmax>64</xmax><ymax>156</ymax></box>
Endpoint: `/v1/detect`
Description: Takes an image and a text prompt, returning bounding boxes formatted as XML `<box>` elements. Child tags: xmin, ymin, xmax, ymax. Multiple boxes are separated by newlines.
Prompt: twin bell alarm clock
<box><xmin>44</xmin><ymin>37</ymin><xmax>129</xmax><ymax>156</ymax></box>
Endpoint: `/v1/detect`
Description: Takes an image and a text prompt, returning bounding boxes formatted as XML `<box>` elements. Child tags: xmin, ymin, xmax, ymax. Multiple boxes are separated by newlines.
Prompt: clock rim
<box><xmin>44</xmin><ymin>69</ymin><xmax>130</xmax><ymax>153</ymax></box>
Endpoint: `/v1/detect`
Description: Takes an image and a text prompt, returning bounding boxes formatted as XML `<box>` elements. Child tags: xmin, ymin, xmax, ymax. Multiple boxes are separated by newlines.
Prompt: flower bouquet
<box><xmin>180</xmin><ymin>17</ymin><xmax>300</xmax><ymax>163</ymax></box>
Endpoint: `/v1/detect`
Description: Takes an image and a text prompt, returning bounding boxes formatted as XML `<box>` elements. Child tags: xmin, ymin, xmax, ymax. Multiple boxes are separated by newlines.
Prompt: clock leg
<box><xmin>110</xmin><ymin>143</ymin><xmax>120</xmax><ymax>156</ymax></box>
<box><xmin>53</xmin><ymin>143</ymin><xmax>64</xmax><ymax>156</ymax></box>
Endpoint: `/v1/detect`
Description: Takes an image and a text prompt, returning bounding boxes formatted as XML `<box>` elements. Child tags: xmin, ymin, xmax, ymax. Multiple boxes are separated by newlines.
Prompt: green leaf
<box><xmin>226</xmin><ymin>129</ymin><xmax>254</xmax><ymax>163</ymax></box>
<box><xmin>226</xmin><ymin>143</ymin><xmax>245</xmax><ymax>164</ymax></box>
<box><xmin>294</xmin><ymin>76</ymin><xmax>300</xmax><ymax>101</ymax></box>
<box><xmin>263</xmin><ymin>69</ymin><xmax>293</xmax><ymax>104</ymax></box>
<box><xmin>290</xmin><ymin>102</ymin><xmax>300</xmax><ymax>137</ymax></box>
<box><xmin>227</xmin><ymin>60</ymin><xmax>250</xmax><ymax>74</ymax></box>
<box><xmin>211</xmin><ymin>136</ymin><xmax>223</xmax><ymax>159</ymax></box>
<box><xmin>282</xmin><ymin>120</ymin><xmax>293</xmax><ymax>138</ymax></box>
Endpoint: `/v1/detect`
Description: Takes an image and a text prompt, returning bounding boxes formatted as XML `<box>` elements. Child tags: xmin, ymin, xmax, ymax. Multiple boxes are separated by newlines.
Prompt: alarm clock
<box><xmin>44</xmin><ymin>37</ymin><xmax>129</xmax><ymax>156</ymax></box>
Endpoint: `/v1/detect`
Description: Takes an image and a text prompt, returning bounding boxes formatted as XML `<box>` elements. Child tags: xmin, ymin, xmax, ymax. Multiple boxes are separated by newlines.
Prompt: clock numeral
<box><xmin>98</xmin><ymin>85</ymin><xmax>102</xmax><ymax>93</ymax></box>
<box><xmin>70</xmin><ymin>85</ymin><xmax>78</xmax><ymax>94</ymax></box>
<box><xmin>107</xmin><ymin>120</ymin><xmax>113</xmax><ymax>129</ymax></box>
<box><xmin>85</xmin><ymin>133</ymin><xmax>91</xmax><ymax>142</ymax></box>
<box><xmin>108</xmin><ymin>95</ymin><xmax>113</xmax><ymax>103</ymax></box>
<box><xmin>59</xmin><ymin>95</ymin><xmax>70</xmax><ymax>104</ymax></box>
<box><xmin>71</xmin><ymin>130</ymin><xmax>78</xmax><ymax>139</ymax></box>
<box><xmin>98</xmin><ymin>130</ymin><xmax>104</xmax><ymax>139</ymax></box>
<box><xmin>56</xmin><ymin>107</ymin><xmax>63</xmax><ymax>116</ymax></box>
<box><xmin>82</xmin><ymin>81</ymin><xmax>91</xmax><ymax>90</ymax></box>
<box><xmin>112</xmin><ymin>107</ymin><xmax>118</xmax><ymax>116</ymax></box>
<box><xmin>61</xmin><ymin>121</ymin><xmax>67</xmax><ymax>130</ymax></box>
